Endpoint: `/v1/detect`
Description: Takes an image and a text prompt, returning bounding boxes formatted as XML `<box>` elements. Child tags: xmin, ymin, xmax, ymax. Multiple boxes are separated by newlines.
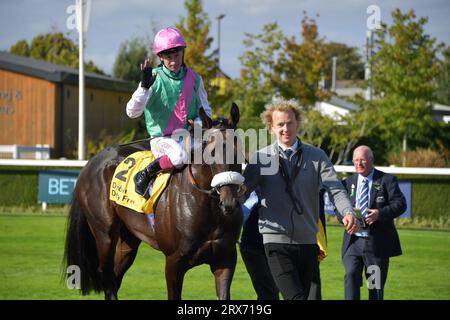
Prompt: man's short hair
<box><xmin>353</xmin><ymin>145</ymin><xmax>375</xmax><ymax>162</ymax></box>
<box><xmin>261</xmin><ymin>97</ymin><xmax>302</xmax><ymax>130</ymax></box>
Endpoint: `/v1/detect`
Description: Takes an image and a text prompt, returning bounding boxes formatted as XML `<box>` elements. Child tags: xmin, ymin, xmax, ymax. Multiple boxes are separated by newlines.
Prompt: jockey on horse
<box><xmin>126</xmin><ymin>27</ymin><xmax>213</xmax><ymax>196</ymax></box>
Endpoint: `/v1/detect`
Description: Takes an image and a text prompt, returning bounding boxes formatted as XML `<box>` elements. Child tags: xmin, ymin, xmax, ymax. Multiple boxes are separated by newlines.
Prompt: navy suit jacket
<box><xmin>342</xmin><ymin>169</ymin><xmax>407</xmax><ymax>258</ymax></box>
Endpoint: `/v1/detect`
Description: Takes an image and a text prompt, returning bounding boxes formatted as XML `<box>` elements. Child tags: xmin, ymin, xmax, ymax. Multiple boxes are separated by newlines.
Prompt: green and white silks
<box><xmin>143</xmin><ymin>65</ymin><xmax>200</xmax><ymax>137</ymax></box>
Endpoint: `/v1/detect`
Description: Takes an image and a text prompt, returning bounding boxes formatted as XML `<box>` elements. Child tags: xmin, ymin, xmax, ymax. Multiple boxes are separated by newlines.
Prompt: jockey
<box><xmin>126</xmin><ymin>27</ymin><xmax>212</xmax><ymax>196</ymax></box>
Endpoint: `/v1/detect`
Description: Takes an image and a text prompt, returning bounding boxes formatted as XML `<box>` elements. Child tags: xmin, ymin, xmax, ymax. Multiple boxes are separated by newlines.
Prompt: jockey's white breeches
<box><xmin>150</xmin><ymin>137</ymin><xmax>188</xmax><ymax>168</ymax></box>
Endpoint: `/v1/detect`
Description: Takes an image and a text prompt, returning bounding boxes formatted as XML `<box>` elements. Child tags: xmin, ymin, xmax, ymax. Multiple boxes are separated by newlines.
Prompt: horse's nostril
<box><xmin>220</xmin><ymin>199</ymin><xmax>239</xmax><ymax>215</ymax></box>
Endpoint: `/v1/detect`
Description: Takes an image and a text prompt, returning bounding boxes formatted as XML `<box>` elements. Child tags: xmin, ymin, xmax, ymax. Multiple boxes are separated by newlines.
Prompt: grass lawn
<box><xmin>0</xmin><ymin>214</ymin><xmax>449</xmax><ymax>300</ymax></box>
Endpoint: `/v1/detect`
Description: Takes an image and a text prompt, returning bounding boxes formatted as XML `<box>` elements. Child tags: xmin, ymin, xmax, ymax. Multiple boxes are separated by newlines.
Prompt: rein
<box><xmin>185</xmin><ymin>125</ymin><xmax>244</xmax><ymax>200</ymax></box>
<box><xmin>187</xmin><ymin>163</ymin><xmax>220</xmax><ymax>199</ymax></box>
<box><xmin>184</xmin><ymin>126</ymin><xmax>227</xmax><ymax>199</ymax></box>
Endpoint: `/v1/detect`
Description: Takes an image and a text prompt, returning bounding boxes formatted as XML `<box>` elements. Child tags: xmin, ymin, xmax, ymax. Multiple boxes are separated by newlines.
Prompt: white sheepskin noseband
<box><xmin>210</xmin><ymin>171</ymin><xmax>245</xmax><ymax>188</ymax></box>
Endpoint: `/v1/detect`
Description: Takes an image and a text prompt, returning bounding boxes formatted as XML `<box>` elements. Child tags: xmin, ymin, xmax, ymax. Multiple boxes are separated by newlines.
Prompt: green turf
<box><xmin>0</xmin><ymin>215</ymin><xmax>449</xmax><ymax>300</ymax></box>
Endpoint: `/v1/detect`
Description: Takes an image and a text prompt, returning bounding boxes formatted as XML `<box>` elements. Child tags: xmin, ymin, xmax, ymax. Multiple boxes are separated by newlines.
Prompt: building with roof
<box><xmin>334</xmin><ymin>79</ymin><xmax>366</xmax><ymax>98</ymax></box>
<box><xmin>433</xmin><ymin>103</ymin><xmax>450</xmax><ymax>123</ymax></box>
<box><xmin>315</xmin><ymin>96</ymin><xmax>360</xmax><ymax>120</ymax></box>
<box><xmin>0</xmin><ymin>51</ymin><xmax>136</xmax><ymax>159</ymax></box>
<box><xmin>318</xmin><ymin>87</ymin><xmax>450</xmax><ymax>124</ymax></box>
<box><xmin>212</xmin><ymin>67</ymin><xmax>231</xmax><ymax>95</ymax></box>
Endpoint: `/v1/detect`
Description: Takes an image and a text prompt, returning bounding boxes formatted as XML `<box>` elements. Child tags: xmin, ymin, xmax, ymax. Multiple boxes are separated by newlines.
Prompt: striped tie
<box><xmin>360</xmin><ymin>178</ymin><xmax>369</xmax><ymax>218</ymax></box>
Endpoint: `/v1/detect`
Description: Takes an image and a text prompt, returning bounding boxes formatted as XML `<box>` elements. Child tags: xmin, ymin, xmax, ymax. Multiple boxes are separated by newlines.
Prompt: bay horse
<box><xmin>64</xmin><ymin>104</ymin><xmax>244</xmax><ymax>300</ymax></box>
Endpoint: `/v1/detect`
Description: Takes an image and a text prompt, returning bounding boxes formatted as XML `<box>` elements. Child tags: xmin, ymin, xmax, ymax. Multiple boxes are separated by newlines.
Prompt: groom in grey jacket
<box><xmin>242</xmin><ymin>98</ymin><xmax>359</xmax><ymax>300</ymax></box>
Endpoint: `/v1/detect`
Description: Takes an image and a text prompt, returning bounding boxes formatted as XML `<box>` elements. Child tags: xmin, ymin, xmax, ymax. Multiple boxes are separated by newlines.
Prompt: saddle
<box><xmin>109</xmin><ymin>150</ymin><xmax>171</xmax><ymax>213</ymax></box>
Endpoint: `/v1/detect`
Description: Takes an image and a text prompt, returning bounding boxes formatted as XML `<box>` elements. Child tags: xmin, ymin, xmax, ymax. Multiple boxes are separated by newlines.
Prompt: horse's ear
<box><xmin>229</xmin><ymin>103</ymin><xmax>240</xmax><ymax>127</ymax></box>
<box><xmin>199</xmin><ymin>107</ymin><xmax>212</xmax><ymax>129</ymax></box>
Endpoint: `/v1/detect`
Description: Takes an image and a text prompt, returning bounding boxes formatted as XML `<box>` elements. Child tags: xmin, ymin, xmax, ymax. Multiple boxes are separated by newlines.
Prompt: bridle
<box><xmin>187</xmin><ymin>163</ymin><xmax>220</xmax><ymax>199</ymax></box>
<box><xmin>186</xmin><ymin>126</ymin><xmax>239</xmax><ymax>200</ymax></box>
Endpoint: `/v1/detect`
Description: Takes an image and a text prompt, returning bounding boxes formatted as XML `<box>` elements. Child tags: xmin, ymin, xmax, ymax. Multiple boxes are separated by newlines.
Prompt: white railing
<box><xmin>0</xmin><ymin>144</ymin><xmax>51</xmax><ymax>160</ymax></box>
<box><xmin>0</xmin><ymin>159</ymin><xmax>449</xmax><ymax>175</ymax></box>
<box><xmin>0</xmin><ymin>159</ymin><xmax>87</xmax><ymax>167</ymax></box>
<box><xmin>334</xmin><ymin>165</ymin><xmax>450</xmax><ymax>176</ymax></box>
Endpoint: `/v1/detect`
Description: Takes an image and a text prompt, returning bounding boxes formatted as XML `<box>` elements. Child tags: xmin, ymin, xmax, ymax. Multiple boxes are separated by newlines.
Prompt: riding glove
<box><xmin>140</xmin><ymin>66</ymin><xmax>155</xmax><ymax>89</ymax></box>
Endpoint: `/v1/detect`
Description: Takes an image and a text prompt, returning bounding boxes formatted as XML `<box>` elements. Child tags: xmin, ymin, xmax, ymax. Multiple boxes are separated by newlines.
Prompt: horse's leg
<box><xmin>114</xmin><ymin>227</ymin><xmax>141</xmax><ymax>290</ymax></box>
<box><xmin>210</xmin><ymin>249</ymin><xmax>237</xmax><ymax>300</ymax></box>
<box><xmin>165</xmin><ymin>253</ymin><xmax>189</xmax><ymax>300</ymax></box>
<box><xmin>91</xmin><ymin>220</ymin><xmax>121</xmax><ymax>300</ymax></box>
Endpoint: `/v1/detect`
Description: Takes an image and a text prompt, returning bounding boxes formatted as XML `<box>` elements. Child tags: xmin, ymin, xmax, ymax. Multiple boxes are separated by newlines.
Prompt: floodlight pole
<box><xmin>217</xmin><ymin>14</ymin><xmax>225</xmax><ymax>70</ymax></box>
<box><xmin>331</xmin><ymin>56</ymin><xmax>337</xmax><ymax>92</ymax></box>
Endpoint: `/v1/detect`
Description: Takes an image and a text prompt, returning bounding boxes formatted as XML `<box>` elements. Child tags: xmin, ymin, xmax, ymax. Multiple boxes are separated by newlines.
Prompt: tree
<box><xmin>272</xmin><ymin>14</ymin><xmax>331</xmax><ymax>108</ymax></box>
<box><xmin>232</xmin><ymin>23</ymin><xmax>284</xmax><ymax>122</ymax></box>
<box><xmin>230</xmin><ymin>16</ymin><xmax>366</xmax><ymax>163</ymax></box>
<box><xmin>176</xmin><ymin>0</ymin><xmax>218</xmax><ymax>108</ymax></box>
<box><xmin>322</xmin><ymin>42</ymin><xmax>365</xmax><ymax>85</ymax></box>
<box><xmin>370</xmin><ymin>9</ymin><xmax>444</xmax><ymax>155</ymax></box>
<box><xmin>113</xmin><ymin>38</ymin><xmax>149</xmax><ymax>82</ymax></box>
<box><xmin>9</xmin><ymin>32</ymin><xmax>104</xmax><ymax>74</ymax></box>
<box><xmin>9</xmin><ymin>40</ymin><xmax>30</xmax><ymax>56</ymax></box>
<box><xmin>436</xmin><ymin>45</ymin><xmax>450</xmax><ymax>105</ymax></box>
<box><xmin>113</xmin><ymin>20</ymin><xmax>160</xmax><ymax>82</ymax></box>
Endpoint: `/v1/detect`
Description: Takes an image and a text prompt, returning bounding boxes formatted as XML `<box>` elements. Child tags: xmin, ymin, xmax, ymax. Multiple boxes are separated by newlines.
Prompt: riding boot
<box><xmin>134</xmin><ymin>157</ymin><xmax>162</xmax><ymax>196</ymax></box>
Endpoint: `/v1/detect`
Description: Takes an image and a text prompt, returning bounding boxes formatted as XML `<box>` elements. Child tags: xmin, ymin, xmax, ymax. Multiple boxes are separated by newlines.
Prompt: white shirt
<box><xmin>126</xmin><ymin>77</ymin><xmax>213</xmax><ymax>125</ymax></box>
<box><xmin>241</xmin><ymin>191</ymin><xmax>259</xmax><ymax>224</ymax></box>
<box><xmin>278</xmin><ymin>140</ymin><xmax>299</xmax><ymax>153</ymax></box>
<box><xmin>278</xmin><ymin>140</ymin><xmax>299</xmax><ymax>160</ymax></box>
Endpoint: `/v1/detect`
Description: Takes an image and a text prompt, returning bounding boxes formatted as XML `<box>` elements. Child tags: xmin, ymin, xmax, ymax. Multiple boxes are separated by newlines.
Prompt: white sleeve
<box><xmin>126</xmin><ymin>83</ymin><xmax>153</xmax><ymax>118</ymax></box>
<box><xmin>241</xmin><ymin>191</ymin><xmax>259</xmax><ymax>224</ymax></box>
<box><xmin>196</xmin><ymin>77</ymin><xmax>212</xmax><ymax>119</ymax></box>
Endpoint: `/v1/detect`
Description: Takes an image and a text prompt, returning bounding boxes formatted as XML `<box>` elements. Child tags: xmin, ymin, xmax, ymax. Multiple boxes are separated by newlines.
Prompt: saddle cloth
<box><xmin>109</xmin><ymin>150</ymin><xmax>171</xmax><ymax>213</ymax></box>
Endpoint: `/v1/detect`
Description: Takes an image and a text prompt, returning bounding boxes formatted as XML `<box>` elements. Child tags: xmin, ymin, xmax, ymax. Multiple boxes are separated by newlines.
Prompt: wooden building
<box><xmin>0</xmin><ymin>51</ymin><xmax>137</xmax><ymax>159</ymax></box>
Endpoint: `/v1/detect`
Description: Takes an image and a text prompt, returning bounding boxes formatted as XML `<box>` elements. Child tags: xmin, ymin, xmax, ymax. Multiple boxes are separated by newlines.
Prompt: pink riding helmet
<box><xmin>153</xmin><ymin>27</ymin><xmax>187</xmax><ymax>55</ymax></box>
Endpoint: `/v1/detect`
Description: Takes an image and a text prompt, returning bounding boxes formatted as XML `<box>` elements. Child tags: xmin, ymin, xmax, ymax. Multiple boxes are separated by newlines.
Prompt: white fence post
<box><xmin>36</xmin><ymin>144</ymin><xmax>41</xmax><ymax>160</ymax></box>
<box><xmin>13</xmin><ymin>144</ymin><xmax>18</xmax><ymax>159</ymax></box>
<box><xmin>34</xmin><ymin>144</ymin><xmax>50</xmax><ymax>160</ymax></box>
<box><xmin>44</xmin><ymin>144</ymin><xmax>50</xmax><ymax>160</ymax></box>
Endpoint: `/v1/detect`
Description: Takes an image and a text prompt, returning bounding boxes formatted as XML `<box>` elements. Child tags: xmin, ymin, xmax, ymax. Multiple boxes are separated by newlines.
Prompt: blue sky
<box><xmin>1</xmin><ymin>0</ymin><xmax>449</xmax><ymax>79</ymax></box>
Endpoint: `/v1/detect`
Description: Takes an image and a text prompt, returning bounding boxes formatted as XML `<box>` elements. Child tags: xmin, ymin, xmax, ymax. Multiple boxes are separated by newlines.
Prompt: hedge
<box><xmin>0</xmin><ymin>167</ymin><xmax>449</xmax><ymax>219</ymax></box>
<box><xmin>0</xmin><ymin>167</ymin><xmax>39</xmax><ymax>206</ymax></box>
<box><xmin>398</xmin><ymin>174</ymin><xmax>450</xmax><ymax>220</ymax></box>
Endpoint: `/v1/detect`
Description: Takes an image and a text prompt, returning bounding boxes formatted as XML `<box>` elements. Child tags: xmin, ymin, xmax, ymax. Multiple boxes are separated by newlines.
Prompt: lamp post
<box><xmin>331</xmin><ymin>56</ymin><xmax>337</xmax><ymax>92</ymax></box>
<box><xmin>216</xmin><ymin>14</ymin><xmax>226</xmax><ymax>71</ymax></box>
<box><xmin>365</xmin><ymin>30</ymin><xmax>373</xmax><ymax>101</ymax></box>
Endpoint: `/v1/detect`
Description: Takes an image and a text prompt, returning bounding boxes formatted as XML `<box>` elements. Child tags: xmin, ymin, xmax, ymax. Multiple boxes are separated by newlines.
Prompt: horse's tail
<box><xmin>64</xmin><ymin>196</ymin><xmax>103</xmax><ymax>295</ymax></box>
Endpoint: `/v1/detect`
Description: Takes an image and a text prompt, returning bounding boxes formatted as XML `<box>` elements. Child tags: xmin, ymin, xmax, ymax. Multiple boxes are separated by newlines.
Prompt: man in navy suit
<box><xmin>240</xmin><ymin>190</ymin><xmax>280</xmax><ymax>300</ymax></box>
<box><xmin>341</xmin><ymin>145</ymin><xmax>406</xmax><ymax>300</ymax></box>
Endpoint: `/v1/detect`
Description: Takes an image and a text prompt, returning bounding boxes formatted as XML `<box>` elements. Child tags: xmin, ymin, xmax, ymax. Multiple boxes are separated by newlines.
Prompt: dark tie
<box><xmin>285</xmin><ymin>149</ymin><xmax>293</xmax><ymax>159</ymax></box>
<box><xmin>360</xmin><ymin>178</ymin><xmax>369</xmax><ymax>218</ymax></box>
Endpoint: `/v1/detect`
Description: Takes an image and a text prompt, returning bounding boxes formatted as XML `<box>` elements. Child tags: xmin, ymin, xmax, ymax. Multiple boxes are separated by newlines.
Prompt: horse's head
<box><xmin>188</xmin><ymin>103</ymin><xmax>244</xmax><ymax>216</ymax></box>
